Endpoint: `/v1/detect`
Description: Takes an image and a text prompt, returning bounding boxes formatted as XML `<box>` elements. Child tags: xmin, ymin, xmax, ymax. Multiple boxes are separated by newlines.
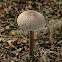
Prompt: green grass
<box><xmin>0</xmin><ymin>24</ymin><xmax>4</xmax><ymax>27</ymax></box>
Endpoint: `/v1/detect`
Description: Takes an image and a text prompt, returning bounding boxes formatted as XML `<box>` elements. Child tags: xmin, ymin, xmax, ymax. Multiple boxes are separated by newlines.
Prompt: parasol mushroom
<box><xmin>17</xmin><ymin>10</ymin><xmax>46</xmax><ymax>56</ymax></box>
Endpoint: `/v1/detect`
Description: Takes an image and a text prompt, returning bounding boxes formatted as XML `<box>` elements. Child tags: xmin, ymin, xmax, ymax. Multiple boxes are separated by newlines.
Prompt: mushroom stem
<box><xmin>29</xmin><ymin>31</ymin><xmax>34</xmax><ymax>56</ymax></box>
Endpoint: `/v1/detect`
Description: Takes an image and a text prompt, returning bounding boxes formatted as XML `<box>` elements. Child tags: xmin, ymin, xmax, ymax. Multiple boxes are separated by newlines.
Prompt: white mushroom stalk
<box><xmin>17</xmin><ymin>10</ymin><xmax>46</xmax><ymax>56</ymax></box>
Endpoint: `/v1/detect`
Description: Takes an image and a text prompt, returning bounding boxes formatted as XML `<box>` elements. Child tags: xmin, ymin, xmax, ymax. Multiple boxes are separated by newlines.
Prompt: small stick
<box><xmin>29</xmin><ymin>31</ymin><xmax>34</xmax><ymax>56</ymax></box>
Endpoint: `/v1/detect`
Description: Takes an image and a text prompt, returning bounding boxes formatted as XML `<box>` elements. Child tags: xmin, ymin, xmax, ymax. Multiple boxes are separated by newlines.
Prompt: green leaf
<box><xmin>6</xmin><ymin>12</ymin><xmax>9</xmax><ymax>15</ymax></box>
<box><xmin>45</xmin><ymin>11</ymin><xmax>51</xmax><ymax>15</ymax></box>
<box><xmin>53</xmin><ymin>53</ymin><xmax>58</xmax><ymax>57</ymax></box>
<box><xmin>0</xmin><ymin>0</ymin><xmax>4</xmax><ymax>2</ymax></box>
<box><xmin>14</xmin><ymin>18</ymin><xmax>17</xmax><ymax>22</ymax></box>
<box><xmin>13</xmin><ymin>2</ymin><xmax>16</xmax><ymax>5</ymax></box>
<box><xmin>22</xmin><ymin>61</ymin><xmax>24</xmax><ymax>62</ymax></box>
<box><xmin>0</xmin><ymin>19</ymin><xmax>1</xmax><ymax>22</ymax></box>
<box><xmin>56</xmin><ymin>1</ymin><xmax>62</xmax><ymax>5</ymax></box>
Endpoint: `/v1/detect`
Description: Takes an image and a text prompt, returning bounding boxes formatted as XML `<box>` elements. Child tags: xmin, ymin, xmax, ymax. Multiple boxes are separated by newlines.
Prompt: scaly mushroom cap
<box><xmin>17</xmin><ymin>10</ymin><xmax>46</xmax><ymax>31</ymax></box>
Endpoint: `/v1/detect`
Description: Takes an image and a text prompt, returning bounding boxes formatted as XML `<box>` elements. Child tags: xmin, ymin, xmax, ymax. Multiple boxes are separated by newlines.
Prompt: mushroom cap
<box><xmin>17</xmin><ymin>10</ymin><xmax>46</xmax><ymax>31</ymax></box>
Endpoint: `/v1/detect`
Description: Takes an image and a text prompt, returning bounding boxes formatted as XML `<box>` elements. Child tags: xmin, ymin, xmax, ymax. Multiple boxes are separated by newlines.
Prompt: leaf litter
<box><xmin>0</xmin><ymin>0</ymin><xmax>62</xmax><ymax>62</ymax></box>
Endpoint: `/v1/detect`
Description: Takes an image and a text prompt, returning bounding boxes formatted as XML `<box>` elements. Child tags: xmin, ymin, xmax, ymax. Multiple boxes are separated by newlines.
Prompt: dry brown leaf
<box><xmin>0</xmin><ymin>38</ymin><xmax>4</xmax><ymax>42</ymax></box>
<box><xmin>26</xmin><ymin>1</ymin><xmax>32</xmax><ymax>4</ymax></box>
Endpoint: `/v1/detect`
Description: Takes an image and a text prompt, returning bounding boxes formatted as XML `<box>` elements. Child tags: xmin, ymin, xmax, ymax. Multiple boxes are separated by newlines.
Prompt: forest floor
<box><xmin>0</xmin><ymin>0</ymin><xmax>62</xmax><ymax>62</ymax></box>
